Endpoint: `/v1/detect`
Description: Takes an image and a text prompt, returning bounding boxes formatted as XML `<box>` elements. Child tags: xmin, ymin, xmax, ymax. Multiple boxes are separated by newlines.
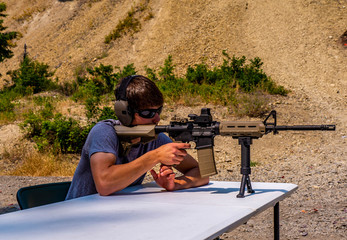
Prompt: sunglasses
<box><xmin>135</xmin><ymin>106</ymin><xmax>163</xmax><ymax>119</ymax></box>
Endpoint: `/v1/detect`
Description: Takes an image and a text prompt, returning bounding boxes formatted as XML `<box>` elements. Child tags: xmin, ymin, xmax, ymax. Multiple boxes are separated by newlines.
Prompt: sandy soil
<box><xmin>0</xmin><ymin>0</ymin><xmax>346</xmax><ymax>239</ymax></box>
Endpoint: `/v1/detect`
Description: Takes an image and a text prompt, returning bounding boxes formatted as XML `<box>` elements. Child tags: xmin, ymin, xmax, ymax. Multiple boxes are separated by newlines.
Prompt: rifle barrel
<box><xmin>155</xmin><ymin>125</ymin><xmax>169</xmax><ymax>133</ymax></box>
<box><xmin>155</xmin><ymin>125</ymin><xmax>190</xmax><ymax>133</ymax></box>
<box><xmin>267</xmin><ymin>125</ymin><xmax>336</xmax><ymax>131</ymax></box>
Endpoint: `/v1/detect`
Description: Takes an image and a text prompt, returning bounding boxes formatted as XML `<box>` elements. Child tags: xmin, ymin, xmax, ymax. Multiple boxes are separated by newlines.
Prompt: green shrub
<box><xmin>185</xmin><ymin>51</ymin><xmax>287</xmax><ymax>95</ymax></box>
<box><xmin>0</xmin><ymin>55</ymin><xmax>58</xmax><ymax>123</ymax></box>
<box><xmin>87</xmin><ymin>64</ymin><xmax>116</xmax><ymax>92</ymax></box>
<box><xmin>58</xmin><ymin>80</ymin><xmax>78</xmax><ymax>96</ymax></box>
<box><xmin>0</xmin><ymin>93</ymin><xmax>14</xmax><ymax>112</ymax></box>
<box><xmin>158</xmin><ymin>55</ymin><xmax>176</xmax><ymax>81</ymax></box>
<box><xmin>116</xmin><ymin>63</ymin><xmax>137</xmax><ymax>80</ymax></box>
<box><xmin>0</xmin><ymin>92</ymin><xmax>15</xmax><ymax>122</ymax></box>
<box><xmin>42</xmin><ymin>114</ymin><xmax>92</xmax><ymax>154</ymax></box>
<box><xmin>72</xmin><ymin>63</ymin><xmax>136</xmax><ymax>102</ymax></box>
<box><xmin>21</xmin><ymin>100</ymin><xmax>117</xmax><ymax>154</ymax></box>
<box><xmin>85</xmin><ymin>96</ymin><xmax>101</xmax><ymax>120</ymax></box>
<box><xmin>22</xmin><ymin>110</ymin><xmax>93</xmax><ymax>154</ymax></box>
<box><xmin>145</xmin><ymin>66</ymin><xmax>159</xmax><ymax>82</ymax></box>
<box><xmin>98</xmin><ymin>106</ymin><xmax>118</xmax><ymax>121</ymax></box>
<box><xmin>7</xmin><ymin>56</ymin><xmax>57</xmax><ymax>95</ymax></box>
<box><xmin>33</xmin><ymin>96</ymin><xmax>54</xmax><ymax>119</ymax></box>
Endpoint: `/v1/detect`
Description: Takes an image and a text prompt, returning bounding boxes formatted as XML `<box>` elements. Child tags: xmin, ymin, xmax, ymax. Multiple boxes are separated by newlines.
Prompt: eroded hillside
<box><xmin>1</xmin><ymin>1</ymin><xmax>345</xmax><ymax>90</ymax></box>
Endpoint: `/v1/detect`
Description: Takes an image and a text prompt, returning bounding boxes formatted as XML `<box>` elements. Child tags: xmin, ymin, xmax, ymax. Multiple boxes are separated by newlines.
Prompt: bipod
<box><xmin>237</xmin><ymin>137</ymin><xmax>255</xmax><ymax>198</ymax></box>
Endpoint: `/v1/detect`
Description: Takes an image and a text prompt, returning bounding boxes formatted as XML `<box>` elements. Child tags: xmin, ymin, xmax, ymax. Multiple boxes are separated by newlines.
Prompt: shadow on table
<box><xmin>0</xmin><ymin>205</ymin><xmax>19</xmax><ymax>215</ymax></box>
<box><xmin>113</xmin><ymin>182</ymin><xmax>291</xmax><ymax>197</ymax></box>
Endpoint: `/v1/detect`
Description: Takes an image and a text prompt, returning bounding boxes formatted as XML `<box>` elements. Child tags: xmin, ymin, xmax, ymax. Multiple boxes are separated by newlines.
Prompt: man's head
<box><xmin>114</xmin><ymin>75</ymin><xmax>164</xmax><ymax>126</ymax></box>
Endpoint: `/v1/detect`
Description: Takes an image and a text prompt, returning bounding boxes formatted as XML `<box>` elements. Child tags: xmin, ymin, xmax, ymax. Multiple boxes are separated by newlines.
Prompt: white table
<box><xmin>0</xmin><ymin>181</ymin><xmax>297</xmax><ymax>240</ymax></box>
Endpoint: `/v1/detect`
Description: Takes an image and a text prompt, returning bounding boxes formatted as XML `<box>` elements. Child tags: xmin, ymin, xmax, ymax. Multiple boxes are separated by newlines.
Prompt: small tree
<box><xmin>0</xmin><ymin>3</ymin><xmax>17</xmax><ymax>63</ymax></box>
<box><xmin>7</xmin><ymin>55</ymin><xmax>56</xmax><ymax>94</ymax></box>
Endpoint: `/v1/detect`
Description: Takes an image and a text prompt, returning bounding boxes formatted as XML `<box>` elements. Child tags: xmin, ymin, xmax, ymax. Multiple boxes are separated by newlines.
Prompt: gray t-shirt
<box><xmin>65</xmin><ymin>119</ymin><xmax>171</xmax><ymax>200</ymax></box>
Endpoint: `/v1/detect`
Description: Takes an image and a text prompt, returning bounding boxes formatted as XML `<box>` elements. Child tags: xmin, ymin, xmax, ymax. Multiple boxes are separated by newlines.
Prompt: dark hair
<box><xmin>115</xmin><ymin>75</ymin><xmax>164</xmax><ymax>110</ymax></box>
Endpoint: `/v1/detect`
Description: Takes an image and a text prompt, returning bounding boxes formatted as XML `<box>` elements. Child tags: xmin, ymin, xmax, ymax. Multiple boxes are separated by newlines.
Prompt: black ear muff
<box><xmin>114</xmin><ymin>75</ymin><xmax>140</xmax><ymax>126</ymax></box>
<box><xmin>114</xmin><ymin>99</ymin><xmax>133</xmax><ymax>126</ymax></box>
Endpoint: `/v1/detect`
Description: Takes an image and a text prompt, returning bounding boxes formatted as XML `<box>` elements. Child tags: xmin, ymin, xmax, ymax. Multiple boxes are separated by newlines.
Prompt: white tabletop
<box><xmin>0</xmin><ymin>181</ymin><xmax>297</xmax><ymax>240</ymax></box>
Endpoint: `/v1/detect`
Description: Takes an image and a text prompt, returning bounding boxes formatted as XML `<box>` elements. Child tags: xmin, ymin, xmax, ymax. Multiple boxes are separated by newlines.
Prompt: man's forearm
<box><xmin>91</xmin><ymin>151</ymin><xmax>160</xmax><ymax>196</ymax></box>
<box><xmin>173</xmin><ymin>167</ymin><xmax>209</xmax><ymax>190</ymax></box>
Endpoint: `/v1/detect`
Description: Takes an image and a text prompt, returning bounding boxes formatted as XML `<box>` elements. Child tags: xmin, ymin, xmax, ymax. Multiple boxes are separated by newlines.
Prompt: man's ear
<box><xmin>131</xmin><ymin>113</ymin><xmax>140</xmax><ymax>125</ymax></box>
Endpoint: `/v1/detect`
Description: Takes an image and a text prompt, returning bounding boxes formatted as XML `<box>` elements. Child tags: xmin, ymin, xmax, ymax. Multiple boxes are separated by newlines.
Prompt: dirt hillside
<box><xmin>0</xmin><ymin>0</ymin><xmax>346</xmax><ymax>239</ymax></box>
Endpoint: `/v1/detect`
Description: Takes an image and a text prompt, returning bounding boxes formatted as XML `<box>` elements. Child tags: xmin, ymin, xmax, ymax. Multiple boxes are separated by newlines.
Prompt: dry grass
<box><xmin>231</xmin><ymin>92</ymin><xmax>271</xmax><ymax>118</ymax></box>
<box><xmin>1</xmin><ymin>144</ymin><xmax>78</xmax><ymax>177</ymax></box>
<box><xmin>55</xmin><ymin>98</ymin><xmax>86</xmax><ymax>117</ymax></box>
<box><xmin>10</xmin><ymin>153</ymin><xmax>77</xmax><ymax>177</ymax></box>
<box><xmin>0</xmin><ymin>111</ymin><xmax>16</xmax><ymax>125</ymax></box>
<box><xmin>11</xmin><ymin>0</ymin><xmax>49</xmax><ymax>23</ymax></box>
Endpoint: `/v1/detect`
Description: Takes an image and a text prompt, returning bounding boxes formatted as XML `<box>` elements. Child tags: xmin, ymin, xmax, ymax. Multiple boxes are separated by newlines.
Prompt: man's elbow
<box><xmin>201</xmin><ymin>176</ymin><xmax>210</xmax><ymax>186</ymax></box>
<box><xmin>97</xmin><ymin>186</ymin><xmax>113</xmax><ymax>196</ymax></box>
<box><xmin>95</xmin><ymin>181</ymin><xmax>121</xmax><ymax>196</ymax></box>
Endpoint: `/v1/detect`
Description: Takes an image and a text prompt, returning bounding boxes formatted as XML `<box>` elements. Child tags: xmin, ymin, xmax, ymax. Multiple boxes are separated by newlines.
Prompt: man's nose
<box><xmin>152</xmin><ymin>113</ymin><xmax>160</xmax><ymax>124</ymax></box>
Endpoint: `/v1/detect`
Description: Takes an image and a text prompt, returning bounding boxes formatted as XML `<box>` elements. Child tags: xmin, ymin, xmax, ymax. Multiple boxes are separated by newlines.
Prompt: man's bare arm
<box><xmin>90</xmin><ymin>143</ymin><xmax>191</xmax><ymax>195</ymax></box>
<box><xmin>173</xmin><ymin>154</ymin><xmax>210</xmax><ymax>190</ymax></box>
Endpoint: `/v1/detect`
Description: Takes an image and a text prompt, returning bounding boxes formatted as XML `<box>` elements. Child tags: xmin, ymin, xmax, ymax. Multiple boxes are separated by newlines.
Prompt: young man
<box><xmin>66</xmin><ymin>75</ymin><xmax>209</xmax><ymax>199</ymax></box>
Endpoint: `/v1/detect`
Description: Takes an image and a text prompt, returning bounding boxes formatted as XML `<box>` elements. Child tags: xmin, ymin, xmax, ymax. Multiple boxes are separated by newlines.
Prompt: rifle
<box><xmin>115</xmin><ymin>108</ymin><xmax>335</xmax><ymax>198</ymax></box>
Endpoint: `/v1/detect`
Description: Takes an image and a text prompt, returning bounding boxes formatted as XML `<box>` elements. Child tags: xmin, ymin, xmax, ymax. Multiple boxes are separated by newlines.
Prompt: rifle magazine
<box><xmin>197</xmin><ymin>147</ymin><xmax>217</xmax><ymax>178</ymax></box>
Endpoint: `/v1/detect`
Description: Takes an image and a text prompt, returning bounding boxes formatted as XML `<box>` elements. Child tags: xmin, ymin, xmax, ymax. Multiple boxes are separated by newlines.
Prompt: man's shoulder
<box><xmin>93</xmin><ymin>119</ymin><xmax>120</xmax><ymax>129</ymax></box>
<box><xmin>89</xmin><ymin>119</ymin><xmax>120</xmax><ymax>136</ymax></box>
<box><xmin>86</xmin><ymin>119</ymin><xmax>120</xmax><ymax>150</ymax></box>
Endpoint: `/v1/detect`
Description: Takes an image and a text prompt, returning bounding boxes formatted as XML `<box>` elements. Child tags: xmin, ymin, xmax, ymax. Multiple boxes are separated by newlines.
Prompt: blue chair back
<box><xmin>16</xmin><ymin>181</ymin><xmax>71</xmax><ymax>209</ymax></box>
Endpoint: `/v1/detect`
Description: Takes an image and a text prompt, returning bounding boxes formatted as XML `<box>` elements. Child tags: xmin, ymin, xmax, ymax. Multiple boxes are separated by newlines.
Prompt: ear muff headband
<box><xmin>116</xmin><ymin>75</ymin><xmax>140</xmax><ymax>100</ymax></box>
<box><xmin>114</xmin><ymin>75</ymin><xmax>141</xmax><ymax>126</ymax></box>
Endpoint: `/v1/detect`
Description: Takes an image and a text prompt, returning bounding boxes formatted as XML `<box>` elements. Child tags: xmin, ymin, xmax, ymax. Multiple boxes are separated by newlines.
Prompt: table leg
<box><xmin>274</xmin><ymin>202</ymin><xmax>280</xmax><ymax>240</ymax></box>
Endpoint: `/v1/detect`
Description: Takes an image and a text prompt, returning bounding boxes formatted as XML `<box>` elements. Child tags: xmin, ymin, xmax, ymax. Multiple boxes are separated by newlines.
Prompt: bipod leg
<box><xmin>237</xmin><ymin>175</ymin><xmax>247</xmax><ymax>198</ymax></box>
<box><xmin>237</xmin><ymin>137</ymin><xmax>255</xmax><ymax>198</ymax></box>
<box><xmin>246</xmin><ymin>175</ymin><xmax>255</xmax><ymax>194</ymax></box>
<box><xmin>237</xmin><ymin>174</ymin><xmax>254</xmax><ymax>198</ymax></box>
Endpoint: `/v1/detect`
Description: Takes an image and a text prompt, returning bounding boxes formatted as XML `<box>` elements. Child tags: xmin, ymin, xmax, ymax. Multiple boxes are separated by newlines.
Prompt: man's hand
<box><xmin>154</xmin><ymin>142</ymin><xmax>190</xmax><ymax>166</ymax></box>
<box><xmin>150</xmin><ymin>165</ymin><xmax>176</xmax><ymax>191</ymax></box>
